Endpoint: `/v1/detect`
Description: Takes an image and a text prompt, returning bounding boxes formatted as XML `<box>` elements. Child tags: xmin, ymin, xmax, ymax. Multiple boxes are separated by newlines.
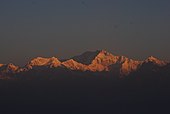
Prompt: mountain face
<box><xmin>71</xmin><ymin>50</ymin><xmax>100</xmax><ymax>65</ymax></box>
<box><xmin>87</xmin><ymin>50</ymin><xmax>120</xmax><ymax>71</ymax></box>
<box><xmin>0</xmin><ymin>50</ymin><xmax>169</xmax><ymax>79</ymax></box>
<box><xmin>132</xmin><ymin>56</ymin><xmax>167</xmax><ymax>75</ymax></box>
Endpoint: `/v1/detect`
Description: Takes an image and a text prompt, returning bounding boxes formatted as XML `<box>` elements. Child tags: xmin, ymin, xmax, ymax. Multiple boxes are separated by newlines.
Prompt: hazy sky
<box><xmin>0</xmin><ymin>0</ymin><xmax>170</xmax><ymax>66</ymax></box>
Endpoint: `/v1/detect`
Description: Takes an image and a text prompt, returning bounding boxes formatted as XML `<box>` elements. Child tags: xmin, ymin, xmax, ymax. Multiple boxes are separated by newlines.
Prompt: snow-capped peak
<box><xmin>62</xmin><ymin>59</ymin><xmax>87</xmax><ymax>71</ymax></box>
<box><xmin>91</xmin><ymin>50</ymin><xmax>118</xmax><ymax>65</ymax></box>
<box><xmin>26</xmin><ymin>57</ymin><xmax>61</xmax><ymax>69</ymax></box>
<box><xmin>147</xmin><ymin>56</ymin><xmax>159</xmax><ymax>61</ymax></box>
<box><xmin>145</xmin><ymin>56</ymin><xmax>167</xmax><ymax>66</ymax></box>
<box><xmin>0</xmin><ymin>64</ymin><xmax>4</xmax><ymax>67</ymax></box>
<box><xmin>0</xmin><ymin>63</ymin><xmax>19</xmax><ymax>73</ymax></box>
<box><xmin>6</xmin><ymin>63</ymin><xmax>19</xmax><ymax>71</ymax></box>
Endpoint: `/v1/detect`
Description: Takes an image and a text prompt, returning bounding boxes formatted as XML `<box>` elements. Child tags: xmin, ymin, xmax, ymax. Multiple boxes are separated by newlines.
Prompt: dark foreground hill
<box><xmin>0</xmin><ymin>73</ymin><xmax>170</xmax><ymax>114</ymax></box>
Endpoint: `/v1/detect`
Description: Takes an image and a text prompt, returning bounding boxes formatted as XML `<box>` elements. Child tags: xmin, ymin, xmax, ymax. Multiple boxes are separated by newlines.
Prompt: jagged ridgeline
<box><xmin>0</xmin><ymin>50</ymin><xmax>169</xmax><ymax>80</ymax></box>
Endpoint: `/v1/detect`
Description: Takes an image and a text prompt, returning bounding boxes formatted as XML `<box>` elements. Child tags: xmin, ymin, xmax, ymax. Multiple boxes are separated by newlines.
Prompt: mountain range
<box><xmin>0</xmin><ymin>50</ymin><xmax>169</xmax><ymax>79</ymax></box>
